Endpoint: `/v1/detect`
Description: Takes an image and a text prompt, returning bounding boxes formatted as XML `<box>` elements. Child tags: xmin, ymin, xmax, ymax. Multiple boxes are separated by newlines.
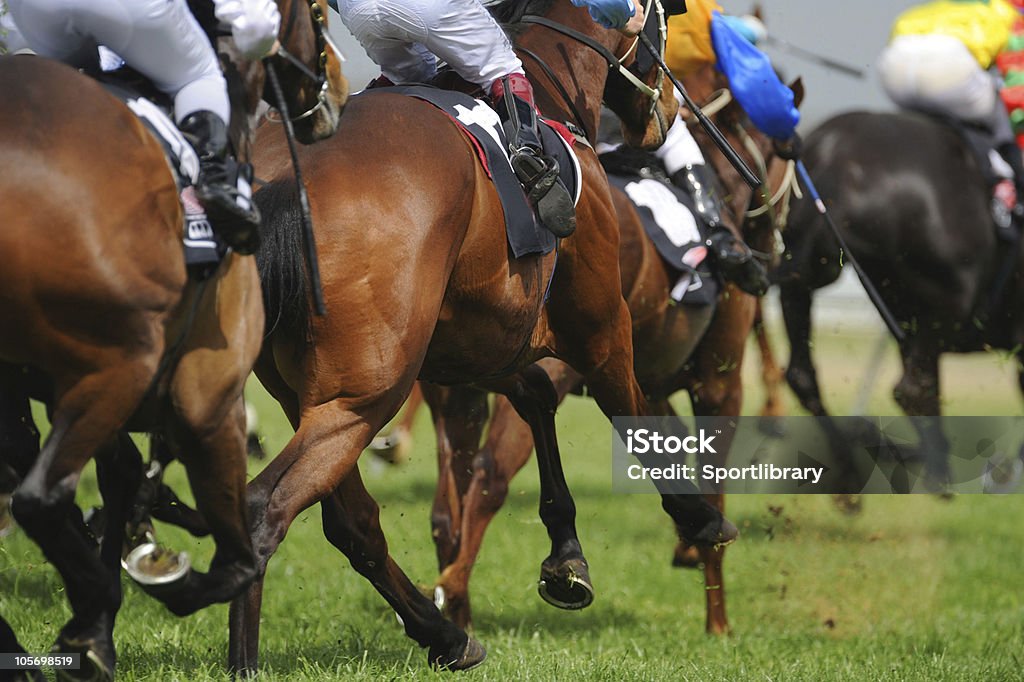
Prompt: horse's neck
<box><xmin>515</xmin><ymin>4</ymin><xmax>618</xmax><ymax>135</ymax></box>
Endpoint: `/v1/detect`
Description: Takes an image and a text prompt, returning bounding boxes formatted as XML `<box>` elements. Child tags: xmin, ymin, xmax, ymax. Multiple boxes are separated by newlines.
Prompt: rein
<box><xmin>513</xmin><ymin>0</ymin><xmax>665</xmax><ymax>139</ymax></box>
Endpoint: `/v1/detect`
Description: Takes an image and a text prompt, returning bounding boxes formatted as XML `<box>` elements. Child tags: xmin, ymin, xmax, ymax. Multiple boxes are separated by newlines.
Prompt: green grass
<box><xmin>1</xmin><ymin>324</ymin><xmax>1023</xmax><ymax>680</ymax></box>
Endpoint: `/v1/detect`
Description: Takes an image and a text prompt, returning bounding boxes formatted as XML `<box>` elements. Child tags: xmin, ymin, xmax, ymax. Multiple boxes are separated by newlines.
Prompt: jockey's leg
<box><xmin>658</xmin><ymin>110</ymin><xmax>769</xmax><ymax>296</ymax></box>
<box><xmin>338</xmin><ymin>0</ymin><xmax>576</xmax><ymax>236</ymax></box>
<box><xmin>7</xmin><ymin>0</ymin><xmax>260</xmax><ymax>254</ymax></box>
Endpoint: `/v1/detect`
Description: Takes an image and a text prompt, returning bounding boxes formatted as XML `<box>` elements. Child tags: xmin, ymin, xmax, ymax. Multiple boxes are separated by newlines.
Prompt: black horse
<box><xmin>777</xmin><ymin>110</ymin><xmax>1024</xmax><ymax>484</ymax></box>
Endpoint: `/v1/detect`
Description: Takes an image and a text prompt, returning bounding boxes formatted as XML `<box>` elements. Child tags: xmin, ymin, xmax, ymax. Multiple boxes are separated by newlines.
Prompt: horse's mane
<box><xmin>254</xmin><ymin>178</ymin><xmax>313</xmax><ymax>341</ymax></box>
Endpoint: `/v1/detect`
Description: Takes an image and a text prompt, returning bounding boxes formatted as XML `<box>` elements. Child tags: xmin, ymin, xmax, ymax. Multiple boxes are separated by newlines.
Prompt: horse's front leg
<box><xmin>12</xmin><ymin>358</ymin><xmax>159</xmax><ymax>682</ymax></box>
<box><xmin>485</xmin><ymin>363</ymin><xmax>594</xmax><ymax>612</ymax></box>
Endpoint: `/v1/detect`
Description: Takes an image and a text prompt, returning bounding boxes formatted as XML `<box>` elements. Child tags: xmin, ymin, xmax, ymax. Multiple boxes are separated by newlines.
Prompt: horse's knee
<box><xmin>11</xmin><ymin>473</ymin><xmax>75</xmax><ymax>532</ymax></box>
<box><xmin>893</xmin><ymin>373</ymin><xmax>937</xmax><ymax>414</ymax></box>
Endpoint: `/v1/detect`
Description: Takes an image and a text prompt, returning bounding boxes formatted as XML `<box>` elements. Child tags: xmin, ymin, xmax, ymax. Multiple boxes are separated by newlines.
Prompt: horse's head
<box><xmin>688</xmin><ymin>66</ymin><xmax>805</xmax><ymax>259</ymax></box>
<box><xmin>503</xmin><ymin>0</ymin><xmax>680</xmax><ymax>149</ymax></box>
<box><xmin>602</xmin><ymin>0</ymin><xmax>685</xmax><ymax>149</ymax></box>
<box><xmin>262</xmin><ymin>0</ymin><xmax>348</xmax><ymax>143</ymax></box>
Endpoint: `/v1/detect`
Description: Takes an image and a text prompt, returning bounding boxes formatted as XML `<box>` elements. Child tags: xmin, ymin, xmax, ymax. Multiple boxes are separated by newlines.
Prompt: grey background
<box><xmin>326</xmin><ymin>0</ymin><xmax>926</xmax><ymax>130</ymax></box>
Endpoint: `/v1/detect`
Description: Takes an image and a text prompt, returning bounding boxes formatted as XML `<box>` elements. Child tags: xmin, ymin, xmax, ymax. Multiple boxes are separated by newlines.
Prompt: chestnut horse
<box><xmin>0</xmin><ymin>2</ymin><xmax>345</xmax><ymax>677</ymax></box>
<box><xmin>425</xmin><ymin>66</ymin><xmax>803</xmax><ymax>634</ymax></box>
<box><xmin>235</xmin><ymin>0</ymin><xmax>738</xmax><ymax>672</ymax></box>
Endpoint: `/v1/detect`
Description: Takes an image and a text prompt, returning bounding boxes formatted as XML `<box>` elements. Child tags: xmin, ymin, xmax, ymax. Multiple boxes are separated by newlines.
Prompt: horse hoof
<box><xmin>52</xmin><ymin>637</ymin><xmax>113</xmax><ymax>682</ymax></box>
<box><xmin>429</xmin><ymin>636</ymin><xmax>487</xmax><ymax>671</ymax></box>
<box><xmin>367</xmin><ymin>427</ymin><xmax>411</xmax><ymax>465</ymax></box>
<box><xmin>982</xmin><ymin>455</ymin><xmax>1023</xmax><ymax>494</ymax></box>
<box><xmin>123</xmin><ymin>542</ymin><xmax>191</xmax><ymax>587</ymax></box>
<box><xmin>686</xmin><ymin>517</ymin><xmax>739</xmax><ymax>549</ymax></box>
<box><xmin>757</xmin><ymin>415</ymin><xmax>787</xmax><ymax>438</ymax></box>
<box><xmin>538</xmin><ymin>557</ymin><xmax>594</xmax><ymax>610</ymax></box>
<box><xmin>831</xmin><ymin>494</ymin><xmax>863</xmax><ymax>516</ymax></box>
<box><xmin>671</xmin><ymin>541</ymin><xmax>700</xmax><ymax>568</ymax></box>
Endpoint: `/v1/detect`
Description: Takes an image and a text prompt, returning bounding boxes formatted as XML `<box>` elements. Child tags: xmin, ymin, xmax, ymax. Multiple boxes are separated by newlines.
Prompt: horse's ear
<box><xmin>752</xmin><ymin>4</ymin><xmax>764</xmax><ymax>22</ymax></box>
<box><xmin>789</xmin><ymin>77</ymin><xmax>805</xmax><ymax>109</ymax></box>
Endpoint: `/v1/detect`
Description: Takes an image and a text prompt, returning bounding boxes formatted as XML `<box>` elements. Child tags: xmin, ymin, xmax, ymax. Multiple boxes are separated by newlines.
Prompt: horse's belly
<box><xmin>421</xmin><ymin>302</ymin><xmax>546</xmax><ymax>384</ymax></box>
<box><xmin>633</xmin><ymin>303</ymin><xmax>715</xmax><ymax>395</ymax></box>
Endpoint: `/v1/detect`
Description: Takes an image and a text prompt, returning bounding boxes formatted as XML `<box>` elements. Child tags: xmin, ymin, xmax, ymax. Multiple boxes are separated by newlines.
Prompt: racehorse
<box><xmin>0</xmin><ymin>1</ymin><xmax>345</xmax><ymax>677</ymax></box>
<box><xmin>424</xmin><ymin>65</ymin><xmax>803</xmax><ymax>634</ymax></box>
<box><xmin>234</xmin><ymin>0</ymin><xmax>736</xmax><ymax>672</ymax></box>
<box><xmin>777</xmin><ymin>110</ymin><xmax>1024</xmax><ymax>484</ymax></box>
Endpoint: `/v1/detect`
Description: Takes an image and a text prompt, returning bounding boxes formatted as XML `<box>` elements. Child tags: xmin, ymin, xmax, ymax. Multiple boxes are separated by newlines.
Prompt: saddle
<box><xmin>599</xmin><ymin>146</ymin><xmax>720</xmax><ymax>306</ymax></box>
<box><xmin>369</xmin><ymin>84</ymin><xmax>582</xmax><ymax>258</ymax></box>
<box><xmin>95</xmin><ymin>68</ymin><xmax>231</xmax><ymax>279</ymax></box>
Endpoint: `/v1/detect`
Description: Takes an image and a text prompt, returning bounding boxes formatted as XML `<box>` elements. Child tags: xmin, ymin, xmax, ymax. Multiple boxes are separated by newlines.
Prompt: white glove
<box><xmin>214</xmin><ymin>0</ymin><xmax>281</xmax><ymax>59</ymax></box>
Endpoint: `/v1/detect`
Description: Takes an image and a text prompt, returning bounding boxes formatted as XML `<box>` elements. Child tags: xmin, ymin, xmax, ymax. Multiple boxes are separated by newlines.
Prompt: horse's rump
<box><xmin>0</xmin><ymin>56</ymin><xmax>186</xmax><ymax>366</ymax></box>
<box><xmin>789</xmin><ymin>110</ymin><xmax>997</xmax><ymax>324</ymax></box>
<box><xmin>254</xmin><ymin>92</ymin><xmax>552</xmax><ymax>383</ymax></box>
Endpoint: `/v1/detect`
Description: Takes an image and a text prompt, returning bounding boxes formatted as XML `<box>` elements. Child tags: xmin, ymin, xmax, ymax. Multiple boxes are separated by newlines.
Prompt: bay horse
<box><xmin>777</xmin><ymin>110</ymin><xmax>1024</xmax><ymax>485</ymax></box>
<box><xmin>236</xmin><ymin>0</ymin><xmax>736</xmax><ymax>672</ymax></box>
<box><xmin>425</xmin><ymin>65</ymin><xmax>803</xmax><ymax>635</ymax></box>
<box><xmin>0</xmin><ymin>1</ymin><xmax>346</xmax><ymax>677</ymax></box>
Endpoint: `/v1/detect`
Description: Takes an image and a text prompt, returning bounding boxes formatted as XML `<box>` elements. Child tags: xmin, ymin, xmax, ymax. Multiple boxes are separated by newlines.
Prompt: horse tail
<box><xmin>254</xmin><ymin>178</ymin><xmax>311</xmax><ymax>340</ymax></box>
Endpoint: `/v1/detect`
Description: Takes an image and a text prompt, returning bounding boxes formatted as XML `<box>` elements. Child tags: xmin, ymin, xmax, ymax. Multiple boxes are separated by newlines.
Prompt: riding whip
<box><xmin>763</xmin><ymin>35</ymin><xmax>866</xmax><ymax>79</ymax></box>
<box><xmin>636</xmin><ymin>31</ymin><xmax>762</xmax><ymax>190</ymax></box>
<box><xmin>264</xmin><ymin>60</ymin><xmax>328</xmax><ymax>316</ymax></box>
<box><xmin>794</xmin><ymin>160</ymin><xmax>906</xmax><ymax>342</ymax></box>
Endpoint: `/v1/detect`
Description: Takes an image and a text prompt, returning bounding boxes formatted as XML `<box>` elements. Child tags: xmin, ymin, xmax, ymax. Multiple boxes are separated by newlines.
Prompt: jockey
<box><xmin>878</xmin><ymin>0</ymin><xmax>1024</xmax><ymax>236</ymax></box>
<box><xmin>332</xmin><ymin>0</ymin><xmax>645</xmax><ymax>238</ymax></box>
<box><xmin>6</xmin><ymin>0</ymin><xmax>282</xmax><ymax>255</ymax></box>
<box><xmin>655</xmin><ymin>1</ymin><xmax>794</xmax><ymax>296</ymax></box>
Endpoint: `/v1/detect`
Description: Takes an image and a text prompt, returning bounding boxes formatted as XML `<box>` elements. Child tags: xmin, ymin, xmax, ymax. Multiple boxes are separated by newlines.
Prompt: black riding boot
<box><xmin>178</xmin><ymin>111</ymin><xmax>261</xmax><ymax>255</ymax></box>
<box><xmin>490</xmin><ymin>74</ymin><xmax>576</xmax><ymax>238</ymax></box>
<box><xmin>671</xmin><ymin>164</ymin><xmax>770</xmax><ymax>296</ymax></box>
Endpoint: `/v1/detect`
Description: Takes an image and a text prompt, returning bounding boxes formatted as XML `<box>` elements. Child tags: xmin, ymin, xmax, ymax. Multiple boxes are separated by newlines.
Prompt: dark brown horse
<box><xmin>0</xmin><ymin>2</ymin><xmax>345</xmax><ymax>677</ymax></box>
<box><xmin>778</xmin><ymin>110</ymin><xmax>1024</xmax><ymax>487</ymax></box>
<box><xmin>235</xmin><ymin>0</ymin><xmax>737</xmax><ymax>672</ymax></box>
<box><xmin>425</xmin><ymin>65</ymin><xmax>803</xmax><ymax>635</ymax></box>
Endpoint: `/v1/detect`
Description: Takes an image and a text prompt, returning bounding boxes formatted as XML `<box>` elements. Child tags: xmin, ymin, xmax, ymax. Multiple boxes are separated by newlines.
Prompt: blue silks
<box><xmin>710</xmin><ymin>11</ymin><xmax>800</xmax><ymax>140</ymax></box>
<box><xmin>571</xmin><ymin>0</ymin><xmax>636</xmax><ymax>30</ymax></box>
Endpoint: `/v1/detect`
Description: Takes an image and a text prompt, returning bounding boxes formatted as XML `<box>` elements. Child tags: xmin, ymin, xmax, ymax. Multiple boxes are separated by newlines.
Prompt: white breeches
<box><xmin>878</xmin><ymin>34</ymin><xmax>998</xmax><ymax>125</ymax></box>
<box><xmin>7</xmin><ymin>0</ymin><xmax>228</xmax><ymax>122</ymax></box>
<box><xmin>338</xmin><ymin>0</ymin><xmax>523</xmax><ymax>90</ymax></box>
<box><xmin>656</xmin><ymin>109</ymin><xmax>706</xmax><ymax>175</ymax></box>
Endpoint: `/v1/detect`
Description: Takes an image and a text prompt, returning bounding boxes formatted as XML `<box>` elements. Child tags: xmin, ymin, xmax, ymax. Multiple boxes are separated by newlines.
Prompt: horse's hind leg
<box><xmin>423</xmin><ymin>383</ymin><xmax>490</xmax><ymax>573</ymax></box>
<box><xmin>893</xmin><ymin>339</ymin><xmax>949</xmax><ymax>485</ymax></box>
<box><xmin>435</xmin><ymin>359</ymin><xmax>582</xmax><ymax>629</ymax></box>
<box><xmin>231</xmin><ymin>397</ymin><xmax>480</xmax><ymax>673</ymax></box>
<box><xmin>753</xmin><ymin>299</ymin><xmax>787</xmax><ymax>432</ymax></box>
<box><xmin>12</xmin><ymin>358</ymin><xmax>158</xmax><ymax>681</ymax></box>
<box><xmin>321</xmin><ymin>470</ymin><xmax>486</xmax><ymax>670</ymax></box>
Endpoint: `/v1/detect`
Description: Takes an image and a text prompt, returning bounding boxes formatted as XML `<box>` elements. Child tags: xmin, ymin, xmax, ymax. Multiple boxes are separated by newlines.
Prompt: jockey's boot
<box><xmin>671</xmin><ymin>164</ymin><xmax>770</xmax><ymax>296</ymax></box>
<box><xmin>995</xmin><ymin>142</ymin><xmax>1024</xmax><ymax>241</ymax></box>
<box><xmin>490</xmin><ymin>73</ymin><xmax>576</xmax><ymax>238</ymax></box>
<box><xmin>178</xmin><ymin>110</ymin><xmax>261</xmax><ymax>255</ymax></box>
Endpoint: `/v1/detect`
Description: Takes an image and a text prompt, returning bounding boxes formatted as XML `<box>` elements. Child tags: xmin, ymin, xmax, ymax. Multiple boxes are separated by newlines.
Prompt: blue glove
<box><xmin>571</xmin><ymin>0</ymin><xmax>635</xmax><ymax>30</ymax></box>
<box><xmin>711</xmin><ymin>11</ymin><xmax>800</xmax><ymax>140</ymax></box>
<box><xmin>719</xmin><ymin>15</ymin><xmax>764</xmax><ymax>45</ymax></box>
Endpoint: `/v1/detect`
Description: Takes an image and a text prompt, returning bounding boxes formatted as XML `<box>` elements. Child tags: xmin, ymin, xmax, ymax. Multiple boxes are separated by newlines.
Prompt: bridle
<box><xmin>512</xmin><ymin>0</ymin><xmax>667</xmax><ymax>140</ymax></box>
<box><xmin>265</xmin><ymin>0</ymin><xmax>343</xmax><ymax>123</ymax></box>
